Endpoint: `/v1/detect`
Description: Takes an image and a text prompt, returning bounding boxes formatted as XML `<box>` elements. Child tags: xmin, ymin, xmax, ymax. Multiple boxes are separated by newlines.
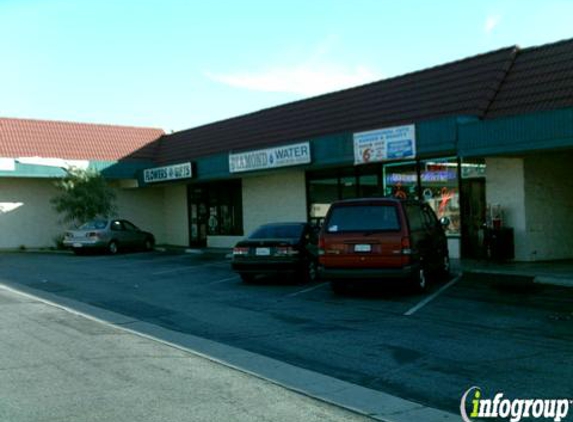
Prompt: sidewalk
<box><xmin>454</xmin><ymin>258</ymin><xmax>573</xmax><ymax>287</ymax></box>
<box><xmin>0</xmin><ymin>286</ymin><xmax>373</xmax><ymax>422</ymax></box>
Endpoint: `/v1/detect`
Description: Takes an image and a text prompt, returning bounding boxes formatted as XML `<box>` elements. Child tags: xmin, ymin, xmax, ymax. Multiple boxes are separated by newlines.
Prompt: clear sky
<box><xmin>1</xmin><ymin>0</ymin><xmax>572</xmax><ymax>132</ymax></box>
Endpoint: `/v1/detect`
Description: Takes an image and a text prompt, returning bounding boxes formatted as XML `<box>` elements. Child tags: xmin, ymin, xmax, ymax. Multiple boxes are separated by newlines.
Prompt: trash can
<box><xmin>484</xmin><ymin>228</ymin><xmax>514</xmax><ymax>261</ymax></box>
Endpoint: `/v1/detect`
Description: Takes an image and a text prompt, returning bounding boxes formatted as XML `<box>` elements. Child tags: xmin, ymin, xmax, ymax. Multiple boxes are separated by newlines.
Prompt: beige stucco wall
<box><xmin>242</xmin><ymin>170</ymin><xmax>307</xmax><ymax>234</ymax></box>
<box><xmin>163</xmin><ymin>184</ymin><xmax>189</xmax><ymax>246</ymax></box>
<box><xmin>486</xmin><ymin>153</ymin><xmax>573</xmax><ymax>261</ymax></box>
<box><xmin>523</xmin><ymin>152</ymin><xmax>573</xmax><ymax>261</ymax></box>
<box><xmin>207</xmin><ymin>170</ymin><xmax>307</xmax><ymax>249</ymax></box>
<box><xmin>0</xmin><ymin>178</ymin><xmax>172</xmax><ymax>249</ymax></box>
<box><xmin>114</xmin><ymin>185</ymin><xmax>166</xmax><ymax>243</ymax></box>
<box><xmin>485</xmin><ymin>157</ymin><xmax>529</xmax><ymax>260</ymax></box>
<box><xmin>0</xmin><ymin>178</ymin><xmax>65</xmax><ymax>249</ymax></box>
<box><xmin>447</xmin><ymin>238</ymin><xmax>460</xmax><ymax>259</ymax></box>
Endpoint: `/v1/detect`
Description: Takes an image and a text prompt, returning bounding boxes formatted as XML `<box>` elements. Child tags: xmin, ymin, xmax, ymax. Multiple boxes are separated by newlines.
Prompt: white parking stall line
<box><xmin>403</xmin><ymin>274</ymin><xmax>463</xmax><ymax>316</ymax></box>
<box><xmin>207</xmin><ymin>275</ymin><xmax>240</xmax><ymax>285</ymax></box>
<box><xmin>284</xmin><ymin>282</ymin><xmax>329</xmax><ymax>298</ymax></box>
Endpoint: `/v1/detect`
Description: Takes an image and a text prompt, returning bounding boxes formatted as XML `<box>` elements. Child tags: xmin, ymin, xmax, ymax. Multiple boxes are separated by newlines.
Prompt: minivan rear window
<box><xmin>326</xmin><ymin>205</ymin><xmax>400</xmax><ymax>233</ymax></box>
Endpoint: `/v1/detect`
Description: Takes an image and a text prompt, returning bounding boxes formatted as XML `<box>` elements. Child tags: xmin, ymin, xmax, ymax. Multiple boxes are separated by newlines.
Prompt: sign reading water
<box><xmin>229</xmin><ymin>142</ymin><xmax>311</xmax><ymax>173</ymax></box>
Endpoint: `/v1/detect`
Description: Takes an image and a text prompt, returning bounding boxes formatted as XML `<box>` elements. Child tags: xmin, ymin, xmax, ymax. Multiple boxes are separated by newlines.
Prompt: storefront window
<box><xmin>383</xmin><ymin>161</ymin><xmax>419</xmax><ymax>199</ymax></box>
<box><xmin>308</xmin><ymin>177</ymin><xmax>339</xmax><ymax>225</ymax></box>
<box><xmin>359</xmin><ymin>174</ymin><xmax>379</xmax><ymax>197</ymax></box>
<box><xmin>307</xmin><ymin>168</ymin><xmax>381</xmax><ymax>225</ymax></box>
<box><xmin>420</xmin><ymin>158</ymin><xmax>460</xmax><ymax>235</ymax></box>
<box><xmin>340</xmin><ymin>176</ymin><xmax>357</xmax><ymax>199</ymax></box>
<box><xmin>308</xmin><ymin>160</ymin><xmax>462</xmax><ymax>237</ymax></box>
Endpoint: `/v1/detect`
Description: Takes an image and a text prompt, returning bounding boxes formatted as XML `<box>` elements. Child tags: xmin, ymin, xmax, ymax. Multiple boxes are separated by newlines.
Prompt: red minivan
<box><xmin>318</xmin><ymin>198</ymin><xmax>450</xmax><ymax>293</ymax></box>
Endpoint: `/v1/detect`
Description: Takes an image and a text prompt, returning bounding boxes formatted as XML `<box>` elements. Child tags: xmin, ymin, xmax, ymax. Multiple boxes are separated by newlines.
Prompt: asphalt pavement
<box><xmin>0</xmin><ymin>250</ymin><xmax>571</xmax><ymax>419</ymax></box>
<box><xmin>0</xmin><ymin>286</ymin><xmax>375</xmax><ymax>422</ymax></box>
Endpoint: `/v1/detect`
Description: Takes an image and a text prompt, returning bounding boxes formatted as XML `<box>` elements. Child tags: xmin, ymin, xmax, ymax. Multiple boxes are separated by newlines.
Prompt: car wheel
<box><xmin>240</xmin><ymin>274</ymin><xmax>255</xmax><ymax>284</ymax></box>
<box><xmin>411</xmin><ymin>267</ymin><xmax>427</xmax><ymax>292</ymax></box>
<box><xmin>108</xmin><ymin>241</ymin><xmax>119</xmax><ymax>255</ymax></box>
<box><xmin>144</xmin><ymin>237</ymin><xmax>154</xmax><ymax>251</ymax></box>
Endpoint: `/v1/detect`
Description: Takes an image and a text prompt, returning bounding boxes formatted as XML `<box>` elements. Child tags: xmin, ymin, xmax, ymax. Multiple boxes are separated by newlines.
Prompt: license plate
<box><xmin>73</xmin><ymin>243</ymin><xmax>83</xmax><ymax>248</ymax></box>
<box><xmin>256</xmin><ymin>247</ymin><xmax>271</xmax><ymax>256</ymax></box>
<box><xmin>354</xmin><ymin>244</ymin><xmax>371</xmax><ymax>253</ymax></box>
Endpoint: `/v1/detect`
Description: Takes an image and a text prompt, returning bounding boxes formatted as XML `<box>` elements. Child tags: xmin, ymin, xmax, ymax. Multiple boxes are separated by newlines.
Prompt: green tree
<box><xmin>51</xmin><ymin>168</ymin><xmax>117</xmax><ymax>227</ymax></box>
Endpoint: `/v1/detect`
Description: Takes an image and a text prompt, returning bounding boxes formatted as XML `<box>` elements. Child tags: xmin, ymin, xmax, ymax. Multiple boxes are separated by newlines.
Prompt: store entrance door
<box><xmin>188</xmin><ymin>186</ymin><xmax>209</xmax><ymax>247</ymax></box>
<box><xmin>461</xmin><ymin>178</ymin><xmax>486</xmax><ymax>258</ymax></box>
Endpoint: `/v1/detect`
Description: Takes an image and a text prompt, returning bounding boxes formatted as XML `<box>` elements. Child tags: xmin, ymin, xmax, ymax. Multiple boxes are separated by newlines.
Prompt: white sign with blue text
<box><xmin>229</xmin><ymin>142</ymin><xmax>311</xmax><ymax>173</ymax></box>
<box><xmin>143</xmin><ymin>162</ymin><xmax>192</xmax><ymax>183</ymax></box>
<box><xmin>353</xmin><ymin>124</ymin><xmax>416</xmax><ymax>165</ymax></box>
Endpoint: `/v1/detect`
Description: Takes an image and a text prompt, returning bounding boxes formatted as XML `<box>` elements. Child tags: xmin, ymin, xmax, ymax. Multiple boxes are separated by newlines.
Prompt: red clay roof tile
<box><xmin>0</xmin><ymin>118</ymin><xmax>164</xmax><ymax>161</ymax></box>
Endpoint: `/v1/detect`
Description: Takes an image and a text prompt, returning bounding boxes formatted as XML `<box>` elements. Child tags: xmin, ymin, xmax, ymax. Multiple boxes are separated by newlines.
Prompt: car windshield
<box><xmin>249</xmin><ymin>224</ymin><xmax>304</xmax><ymax>239</ymax></box>
<box><xmin>326</xmin><ymin>205</ymin><xmax>400</xmax><ymax>232</ymax></box>
<box><xmin>79</xmin><ymin>220</ymin><xmax>108</xmax><ymax>230</ymax></box>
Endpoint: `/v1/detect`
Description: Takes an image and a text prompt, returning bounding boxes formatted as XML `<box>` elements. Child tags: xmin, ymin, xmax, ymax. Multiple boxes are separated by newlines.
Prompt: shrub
<box><xmin>51</xmin><ymin>168</ymin><xmax>116</xmax><ymax>227</ymax></box>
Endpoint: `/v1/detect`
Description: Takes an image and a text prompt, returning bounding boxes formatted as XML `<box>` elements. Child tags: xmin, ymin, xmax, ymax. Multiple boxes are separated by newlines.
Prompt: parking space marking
<box><xmin>207</xmin><ymin>275</ymin><xmax>240</xmax><ymax>285</ymax></box>
<box><xmin>403</xmin><ymin>274</ymin><xmax>462</xmax><ymax>316</ymax></box>
<box><xmin>284</xmin><ymin>282</ymin><xmax>329</xmax><ymax>298</ymax></box>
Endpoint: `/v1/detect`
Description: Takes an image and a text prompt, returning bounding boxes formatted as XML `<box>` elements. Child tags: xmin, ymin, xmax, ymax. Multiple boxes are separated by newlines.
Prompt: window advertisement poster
<box><xmin>229</xmin><ymin>142</ymin><xmax>311</xmax><ymax>173</ymax></box>
<box><xmin>353</xmin><ymin>124</ymin><xmax>416</xmax><ymax>165</ymax></box>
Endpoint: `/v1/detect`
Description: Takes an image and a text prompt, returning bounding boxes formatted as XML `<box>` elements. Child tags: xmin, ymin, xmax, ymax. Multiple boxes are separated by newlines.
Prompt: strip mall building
<box><xmin>1</xmin><ymin>38</ymin><xmax>573</xmax><ymax>261</ymax></box>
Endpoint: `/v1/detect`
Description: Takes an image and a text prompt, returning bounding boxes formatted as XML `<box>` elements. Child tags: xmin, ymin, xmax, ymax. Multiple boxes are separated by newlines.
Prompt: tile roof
<box><xmin>485</xmin><ymin>38</ymin><xmax>573</xmax><ymax>118</ymax></box>
<box><xmin>157</xmin><ymin>46</ymin><xmax>518</xmax><ymax>163</ymax></box>
<box><xmin>3</xmin><ymin>38</ymin><xmax>572</xmax><ymax>166</ymax></box>
<box><xmin>0</xmin><ymin>118</ymin><xmax>164</xmax><ymax>161</ymax></box>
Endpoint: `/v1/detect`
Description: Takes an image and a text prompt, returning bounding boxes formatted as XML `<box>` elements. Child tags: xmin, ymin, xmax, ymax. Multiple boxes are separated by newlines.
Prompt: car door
<box><xmin>421</xmin><ymin>205</ymin><xmax>448</xmax><ymax>271</ymax></box>
<box><xmin>121</xmin><ymin>220</ymin><xmax>143</xmax><ymax>247</ymax></box>
<box><xmin>404</xmin><ymin>203</ymin><xmax>427</xmax><ymax>262</ymax></box>
<box><xmin>110</xmin><ymin>220</ymin><xmax>128</xmax><ymax>245</ymax></box>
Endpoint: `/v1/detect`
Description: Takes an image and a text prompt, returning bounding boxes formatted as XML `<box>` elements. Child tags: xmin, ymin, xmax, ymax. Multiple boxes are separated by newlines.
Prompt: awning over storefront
<box><xmin>458</xmin><ymin>108</ymin><xmax>573</xmax><ymax>157</ymax></box>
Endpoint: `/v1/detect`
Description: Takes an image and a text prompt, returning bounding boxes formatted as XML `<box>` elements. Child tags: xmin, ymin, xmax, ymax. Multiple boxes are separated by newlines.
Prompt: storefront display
<box><xmin>420</xmin><ymin>159</ymin><xmax>460</xmax><ymax>236</ymax></box>
<box><xmin>307</xmin><ymin>158</ymin><xmax>463</xmax><ymax>237</ymax></box>
<box><xmin>383</xmin><ymin>161</ymin><xmax>419</xmax><ymax>200</ymax></box>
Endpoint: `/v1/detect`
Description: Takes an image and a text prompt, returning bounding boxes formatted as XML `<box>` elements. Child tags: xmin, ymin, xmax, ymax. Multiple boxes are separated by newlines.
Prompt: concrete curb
<box><xmin>184</xmin><ymin>248</ymin><xmax>204</xmax><ymax>254</ymax></box>
<box><xmin>463</xmin><ymin>269</ymin><xmax>573</xmax><ymax>288</ymax></box>
<box><xmin>0</xmin><ymin>248</ymin><xmax>72</xmax><ymax>255</ymax></box>
<box><xmin>0</xmin><ymin>279</ymin><xmax>458</xmax><ymax>422</ymax></box>
<box><xmin>534</xmin><ymin>276</ymin><xmax>573</xmax><ymax>288</ymax></box>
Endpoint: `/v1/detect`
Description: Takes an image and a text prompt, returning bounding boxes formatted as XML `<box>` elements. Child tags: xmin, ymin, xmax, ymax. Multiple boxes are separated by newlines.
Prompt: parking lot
<box><xmin>0</xmin><ymin>250</ymin><xmax>571</xmax><ymax>414</ymax></box>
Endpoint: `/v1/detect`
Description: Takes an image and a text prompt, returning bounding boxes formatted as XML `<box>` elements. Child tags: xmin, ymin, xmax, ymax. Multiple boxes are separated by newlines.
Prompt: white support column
<box><xmin>485</xmin><ymin>157</ymin><xmax>529</xmax><ymax>261</ymax></box>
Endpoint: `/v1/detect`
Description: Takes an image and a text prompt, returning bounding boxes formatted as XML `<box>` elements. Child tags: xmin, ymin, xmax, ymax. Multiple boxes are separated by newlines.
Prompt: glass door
<box><xmin>460</xmin><ymin>162</ymin><xmax>487</xmax><ymax>258</ymax></box>
<box><xmin>188</xmin><ymin>186</ymin><xmax>209</xmax><ymax>247</ymax></box>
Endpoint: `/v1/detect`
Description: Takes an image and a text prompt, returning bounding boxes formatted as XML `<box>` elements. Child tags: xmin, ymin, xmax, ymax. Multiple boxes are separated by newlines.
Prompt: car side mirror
<box><xmin>440</xmin><ymin>217</ymin><xmax>451</xmax><ymax>229</ymax></box>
